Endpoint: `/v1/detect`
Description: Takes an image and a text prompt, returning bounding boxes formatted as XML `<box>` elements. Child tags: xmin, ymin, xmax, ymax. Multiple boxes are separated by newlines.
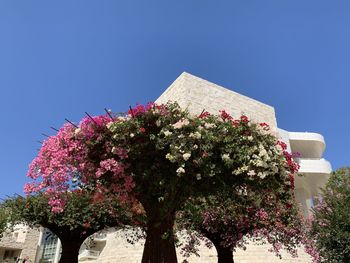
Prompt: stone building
<box><xmin>8</xmin><ymin>73</ymin><xmax>332</xmax><ymax>263</ymax></box>
<box><xmin>0</xmin><ymin>224</ymin><xmax>41</xmax><ymax>263</ymax></box>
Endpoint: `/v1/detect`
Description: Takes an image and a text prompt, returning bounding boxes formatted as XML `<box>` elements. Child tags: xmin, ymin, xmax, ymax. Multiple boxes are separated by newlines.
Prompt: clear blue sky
<box><xmin>0</xmin><ymin>0</ymin><xmax>348</xmax><ymax>198</ymax></box>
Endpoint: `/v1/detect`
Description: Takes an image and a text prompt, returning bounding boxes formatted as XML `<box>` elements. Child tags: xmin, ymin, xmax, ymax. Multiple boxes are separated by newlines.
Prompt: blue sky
<box><xmin>0</xmin><ymin>0</ymin><xmax>349</xmax><ymax>198</ymax></box>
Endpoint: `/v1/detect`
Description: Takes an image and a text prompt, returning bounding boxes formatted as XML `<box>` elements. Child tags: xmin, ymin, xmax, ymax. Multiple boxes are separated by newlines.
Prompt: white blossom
<box><xmin>257</xmin><ymin>172</ymin><xmax>267</xmax><ymax>179</ymax></box>
<box><xmin>163</xmin><ymin>130</ymin><xmax>173</xmax><ymax>137</ymax></box>
<box><xmin>204</xmin><ymin>123</ymin><xmax>216</xmax><ymax>129</ymax></box>
<box><xmin>130</xmin><ymin>133</ymin><xmax>135</xmax><ymax>138</ymax></box>
<box><xmin>165</xmin><ymin>153</ymin><xmax>176</xmax><ymax>163</ymax></box>
<box><xmin>196</xmin><ymin>173</ymin><xmax>202</xmax><ymax>180</ymax></box>
<box><xmin>221</xmin><ymin>154</ymin><xmax>231</xmax><ymax>161</ymax></box>
<box><xmin>173</xmin><ymin>118</ymin><xmax>190</xmax><ymax>129</ymax></box>
<box><xmin>189</xmin><ymin>132</ymin><xmax>202</xmax><ymax>139</ymax></box>
<box><xmin>176</xmin><ymin>167</ymin><xmax>185</xmax><ymax>175</ymax></box>
<box><xmin>106</xmin><ymin>122</ymin><xmax>113</xmax><ymax>130</ymax></box>
<box><xmin>247</xmin><ymin>170</ymin><xmax>256</xmax><ymax>176</ymax></box>
<box><xmin>183</xmin><ymin>153</ymin><xmax>191</xmax><ymax>161</ymax></box>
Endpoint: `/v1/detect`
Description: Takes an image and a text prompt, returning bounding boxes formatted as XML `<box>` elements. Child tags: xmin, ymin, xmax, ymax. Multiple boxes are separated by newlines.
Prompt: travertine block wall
<box><xmin>0</xmin><ymin>226</ymin><xmax>40</xmax><ymax>262</ymax></box>
<box><xmin>20</xmin><ymin>227</ymin><xmax>40</xmax><ymax>262</ymax></box>
<box><xmin>156</xmin><ymin>72</ymin><xmax>277</xmax><ymax>128</ymax></box>
<box><xmin>87</xmin><ymin>231</ymin><xmax>312</xmax><ymax>263</ymax></box>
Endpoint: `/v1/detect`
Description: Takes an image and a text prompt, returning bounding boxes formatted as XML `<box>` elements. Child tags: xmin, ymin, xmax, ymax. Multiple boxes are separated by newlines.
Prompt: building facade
<box><xmin>0</xmin><ymin>224</ymin><xmax>41</xmax><ymax>263</ymax></box>
<box><xmin>3</xmin><ymin>73</ymin><xmax>331</xmax><ymax>263</ymax></box>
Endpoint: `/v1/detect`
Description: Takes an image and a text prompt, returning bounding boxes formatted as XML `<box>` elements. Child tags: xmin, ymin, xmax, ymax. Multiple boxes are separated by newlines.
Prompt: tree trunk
<box><xmin>59</xmin><ymin>240</ymin><xmax>82</xmax><ymax>263</ymax></box>
<box><xmin>141</xmin><ymin>214</ymin><xmax>177</xmax><ymax>263</ymax></box>
<box><xmin>212</xmin><ymin>242</ymin><xmax>234</xmax><ymax>263</ymax></box>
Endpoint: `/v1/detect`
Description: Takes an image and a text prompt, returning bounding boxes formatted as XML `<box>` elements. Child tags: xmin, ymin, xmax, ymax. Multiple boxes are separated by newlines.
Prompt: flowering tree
<box><xmin>26</xmin><ymin>102</ymin><xmax>304</xmax><ymax>263</ymax></box>
<box><xmin>309</xmin><ymin>167</ymin><xmax>350</xmax><ymax>263</ymax></box>
<box><xmin>4</xmin><ymin>191</ymin><xmax>129</xmax><ymax>263</ymax></box>
<box><xmin>178</xmin><ymin>188</ymin><xmax>315</xmax><ymax>263</ymax></box>
<box><xmin>176</xmin><ymin>124</ymin><xmax>316</xmax><ymax>263</ymax></box>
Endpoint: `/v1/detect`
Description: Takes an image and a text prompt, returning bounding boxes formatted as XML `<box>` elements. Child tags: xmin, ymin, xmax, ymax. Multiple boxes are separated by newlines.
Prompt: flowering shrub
<box><xmin>309</xmin><ymin>167</ymin><xmax>350</xmax><ymax>263</ymax></box>
<box><xmin>26</xmin><ymin>102</ymin><xmax>305</xmax><ymax>263</ymax></box>
<box><xmin>4</xmin><ymin>191</ymin><xmax>129</xmax><ymax>263</ymax></box>
<box><xmin>26</xmin><ymin>115</ymin><xmax>134</xmax><ymax>213</ymax></box>
<box><xmin>175</xmin><ymin>121</ymin><xmax>317</xmax><ymax>263</ymax></box>
<box><xmin>178</xmin><ymin>188</ymin><xmax>318</xmax><ymax>263</ymax></box>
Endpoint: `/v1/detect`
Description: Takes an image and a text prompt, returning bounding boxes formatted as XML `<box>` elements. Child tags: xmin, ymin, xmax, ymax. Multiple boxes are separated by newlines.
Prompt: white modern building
<box><xmin>2</xmin><ymin>73</ymin><xmax>331</xmax><ymax>263</ymax></box>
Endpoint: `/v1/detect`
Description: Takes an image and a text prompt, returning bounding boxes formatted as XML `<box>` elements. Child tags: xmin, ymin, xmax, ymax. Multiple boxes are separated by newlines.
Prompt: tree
<box><xmin>178</xmin><ymin>188</ymin><xmax>313</xmax><ymax>263</ymax></box>
<box><xmin>26</xmin><ymin>102</ymin><xmax>302</xmax><ymax>263</ymax></box>
<box><xmin>310</xmin><ymin>167</ymin><xmax>350</xmax><ymax>263</ymax></box>
<box><xmin>177</xmin><ymin>132</ymin><xmax>317</xmax><ymax>263</ymax></box>
<box><xmin>4</xmin><ymin>191</ymin><xmax>130</xmax><ymax>263</ymax></box>
<box><xmin>0</xmin><ymin>205</ymin><xmax>9</xmax><ymax>238</ymax></box>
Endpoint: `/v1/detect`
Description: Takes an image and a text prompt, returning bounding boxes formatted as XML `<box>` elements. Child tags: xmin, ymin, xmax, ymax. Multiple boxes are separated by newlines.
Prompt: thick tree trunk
<box><xmin>213</xmin><ymin>242</ymin><xmax>234</xmax><ymax>263</ymax></box>
<box><xmin>141</xmin><ymin>214</ymin><xmax>177</xmax><ymax>263</ymax></box>
<box><xmin>58</xmin><ymin>240</ymin><xmax>82</xmax><ymax>263</ymax></box>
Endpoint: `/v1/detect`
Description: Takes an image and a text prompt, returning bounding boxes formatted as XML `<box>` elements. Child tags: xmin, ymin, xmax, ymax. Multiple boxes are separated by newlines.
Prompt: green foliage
<box><xmin>3</xmin><ymin>191</ymin><xmax>128</xmax><ymax>239</ymax></box>
<box><xmin>311</xmin><ymin>167</ymin><xmax>350</xmax><ymax>263</ymax></box>
<box><xmin>0</xmin><ymin>205</ymin><xmax>10</xmax><ymax>238</ymax></box>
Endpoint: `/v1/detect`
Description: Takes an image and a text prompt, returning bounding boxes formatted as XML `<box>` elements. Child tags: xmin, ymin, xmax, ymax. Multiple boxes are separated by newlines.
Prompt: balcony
<box><xmin>295</xmin><ymin>158</ymin><xmax>332</xmax><ymax>195</ymax></box>
<box><xmin>78</xmin><ymin>249</ymin><xmax>100</xmax><ymax>261</ymax></box>
<box><xmin>296</xmin><ymin>158</ymin><xmax>332</xmax><ymax>174</ymax></box>
<box><xmin>289</xmin><ymin>132</ymin><xmax>326</xmax><ymax>158</ymax></box>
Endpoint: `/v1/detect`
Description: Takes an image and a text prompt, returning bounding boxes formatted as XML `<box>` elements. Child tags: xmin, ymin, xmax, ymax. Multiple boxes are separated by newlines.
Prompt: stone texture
<box><xmin>156</xmin><ymin>72</ymin><xmax>277</xmax><ymax>129</ymax></box>
<box><xmin>86</xmin><ymin>231</ymin><xmax>312</xmax><ymax>263</ymax></box>
<box><xmin>0</xmin><ymin>225</ymin><xmax>40</xmax><ymax>262</ymax></box>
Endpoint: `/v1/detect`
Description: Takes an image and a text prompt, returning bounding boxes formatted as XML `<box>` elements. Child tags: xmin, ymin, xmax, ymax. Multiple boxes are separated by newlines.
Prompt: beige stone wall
<box><xmin>85</xmin><ymin>230</ymin><xmax>312</xmax><ymax>263</ymax></box>
<box><xmin>0</xmin><ymin>226</ymin><xmax>40</xmax><ymax>262</ymax></box>
<box><xmin>20</xmin><ymin>227</ymin><xmax>40</xmax><ymax>262</ymax></box>
<box><xmin>156</xmin><ymin>72</ymin><xmax>277</xmax><ymax>129</ymax></box>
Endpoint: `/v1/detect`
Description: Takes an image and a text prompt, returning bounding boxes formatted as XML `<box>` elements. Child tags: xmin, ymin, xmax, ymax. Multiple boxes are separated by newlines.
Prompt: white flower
<box><xmin>165</xmin><ymin>153</ymin><xmax>176</xmax><ymax>163</ymax></box>
<box><xmin>176</xmin><ymin>167</ymin><xmax>185</xmax><ymax>175</ymax></box>
<box><xmin>163</xmin><ymin>130</ymin><xmax>173</xmax><ymax>137</ymax></box>
<box><xmin>156</xmin><ymin>119</ymin><xmax>162</xmax><ymax>127</ymax></box>
<box><xmin>247</xmin><ymin>136</ymin><xmax>253</xmax><ymax>141</ymax></box>
<box><xmin>192</xmin><ymin>144</ymin><xmax>198</xmax><ymax>150</ymax></box>
<box><xmin>183</xmin><ymin>153</ymin><xmax>191</xmax><ymax>161</ymax></box>
<box><xmin>158</xmin><ymin>197</ymin><xmax>164</xmax><ymax>202</ymax></box>
<box><xmin>130</xmin><ymin>133</ymin><xmax>135</xmax><ymax>138</ymax></box>
<box><xmin>74</xmin><ymin>128</ymin><xmax>81</xmax><ymax>134</ymax></box>
<box><xmin>106</xmin><ymin>122</ymin><xmax>113</xmax><ymax>130</ymax></box>
<box><xmin>173</xmin><ymin>118</ymin><xmax>190</xmax><ymax>129</ymax></box>
<box><xmin>196</xmin><ymin>173</ymin><xmax>202</xmax><ymax>180</ymax></box>
<box><xmin>247</xmin><ymin>170</ymin><xmax>256</xmax><ymax>176</ymax></box>
<box><xmin>271</xmin><ymin>165</ymin><xmax>279</xmax><ymax>173</ymax></box>
<box><xmin>189</xmin><ymin>132</ymin><xmax>202</xmax><ymax>139</ymax></box>
<box><xmin>204</xmin><ymin>123</ymin><xmax>216</xmax><ymax>129</ymax></box>
<box><xmin>257</xmin><ymin>172</ymin><xmax>267</xmax><ymax>179</ymax></box>
<box><xmin>221</xmin><ymin>154</ymin><xmax>231</xmax><ymax>161</ymax></box>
